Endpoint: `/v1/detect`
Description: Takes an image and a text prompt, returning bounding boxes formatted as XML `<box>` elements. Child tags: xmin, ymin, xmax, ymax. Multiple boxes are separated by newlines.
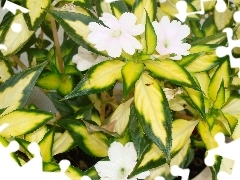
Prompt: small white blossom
<box><xmin>88</xmin><ymin>13</ymin><xmax>144</xmax><ymax>58</ymax></box>
<box><xmin>94</xmin><ymin>141</ymin><xmax>150</xmax><ymax>180</ymax></box>
<box><xmin>152</xmin><ymin>16</ymin><xmax>191</xmax><ymax>60</ymax></box>
<box><xmin>72</xmin><ymin>46</ymin><xmax>107</xmax><ymax>71</ymax></box>
<box><xmin>163</xmin><ymin>87</ymin><xmax>182</xmax><ymax>101</ymax></box>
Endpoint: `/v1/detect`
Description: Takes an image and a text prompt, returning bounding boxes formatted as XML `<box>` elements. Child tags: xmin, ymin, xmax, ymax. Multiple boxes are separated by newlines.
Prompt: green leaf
<box><xmin>134</xmin><ymin>73</ymin><xmax>172</xmax><ymax>161</ymax></box>
<box><xmin>122</xmin><ymin>61</ymin><xmax>144</xmax><ymax>99</ymax></box>
<box><xmin>0</xmin><ymin>109</ymin><xmax>53</xmax><ymax>138</ymax></box>
<box><xmin>39</xmin><ymin>127</ymin><xmax>55</xmax><ymax>162</ymax></box>
<box><xmin>214</xmin><ymin>8</ymin><xmax>233</xmax><ymax>31</ymax></box>
<box><xmin>202</xmin><ymin>15</ymin><xmax>217</xmax><ymax>36</ymax></box>
<box><xmin>184</xmin><ymin>53</ymin><xmax>220</xmax><ymax>73</ymax></box>
<box><xmin>0</xmin><ymin>13</ymin><xmax>34</xmax><ymax>56</ymax></box>
<box><xmin>142</xmin><ymin>12</ymin><xmax>157</xmax><ymax>54</ymax></box>
<box><xmin>0</xmin><ymin>60</ymin><xmax>12</xmax><ymax>83</ymax></box>
<box><xmin>23</xmin><ymin>0</ymin><xmax>51</xmax><ymax>30</ymax></box>
<box><xmin>222</xmin><ymin>96</ymin><xmax>240</xmax><ymax>115</ymax></box>
<box><xmin>213</xmin><ymin>81</ymin><xmax>225</xmax><ymax>109</ymax></box>
<box><xmin>53</xmin><ymin>130</ymin><xmax>75</xmax><ymax>156</ymax></box>
<box><xmin>104</xmin><ymin>98</ymin><xmax>133</xmax><ymax>135</ymax></box>
<box><xmin>145</xmin><ymin>139</ymin><xmax>193</xmax><ymax>180</ymax></box>
<box><xmin>47</xmin><ymin>92</ymin><xmax>74</xmax><ymax>118</ymax></box>
<box><xmin>194</xmin><ymin>72</ymin><xmax>210</xmax><ymax>99</ymax></box>
<box><xmin>144</xmin><ymin>59</ymin><xmax>199</xmax><ymax>90</ymax></box>
<box><xmin>189</xmin><ymin>20</ymin><xmax>205</xmax><ymax>38</ymax></box>
<box><xmin>57</xmin><ymin>75</ymin><xmax>75</xmax><ymax>96</ymax></box>
<box><xmin>183</xmin><ymin>87</ymin><xmax>206</xmax><ymax>120</ymax></box>
<box><xmin>133</xmin><ymin>0</ymin><xmax>157</xmax><ymax>24</ymax></box>
<box><xmin>64</xmin><ymin>60</ymin><xmax>124</xmax><ymax>99</ymax></box>
<box><xmin>58</xmin><ymin>119</ymin><xmax>109</xmax><ymax>157</ymax></box>
<box><xmin>48</xmin><ymin>10</ymin><xmax>105</xmax><ymax>55</ymax></box>
<box><xmin>191</xmin><ymin>31</ymin><xmax>226</xmax><ymax>45</ymax></box>
<box><xmin>110</xmin><ymin>1</ymin><xmax>129</xmax><ymax>18</ymax></box>
<box><xmin>133</xmin><ymin>119</ymin><xmax>198</xmax><ymax>175</ymax></box>
<box><xmin>25</xmin><ymin>125</ymin><xmax>48</xmax><ymax>143</ymax></box>
<box><xmin>198</xmin><ymin>120</ymin><xmax>227</xmax><ymax>150</ymax></box>
<box><xmin>160</xmin><ymin>0</ymin><xmax>198</xmax><ymax>20</ymax></box>
<box><xmin>208</xmin><ymin>59</ymin><xmax>231</xmax><ymax>103</ymax></box>
<box><xmin>129</xmin><ymin>106</ymin><xmax>151</xmax><ymax>159</ymax></box>
<box><xmin>0</xmin><ymin>62</ymin><xmax>47</xmax><ymax>116</ymax></box>
<box><xmin>37</xmin><ymin>72</ymin><xmax>62</xmax><ymax>90</ymax></box>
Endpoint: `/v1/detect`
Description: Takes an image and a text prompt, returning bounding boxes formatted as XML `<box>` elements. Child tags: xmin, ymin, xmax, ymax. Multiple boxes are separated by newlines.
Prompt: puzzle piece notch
<box><xmin>175</xmin><ymin>0</ymin><xmax>227</xmax><ymax>22</ymax></box>
<box><xmin>205</xmin><ymin>132</ymin><xmax>240</xmax><ymax>180</ymax></box>
<box><xmin>2</xmin><ymin>0</ymin><xmax>29</xmax><ymax>14</ymax></box>
<box><xmin>154</xmin><ymin>165</ymin><xmax>190</xmax><ymax>180</ymax></box>
<box><xmin>0</xmin><ymin>124</ymin><xmax>72</xmax><ymax>180</ymax></box>
<box><xmin>216</xmin><ymin>27</ymin><xmax>240</xmax><ymax>69</ymax></box>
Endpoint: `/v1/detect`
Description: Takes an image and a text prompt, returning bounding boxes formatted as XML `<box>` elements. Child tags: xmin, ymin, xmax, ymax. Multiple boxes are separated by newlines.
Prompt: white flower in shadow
<box><xmin>94</xmin><ymin>141</ymin><xmax>150</xmax><ymax>180</ymax></box>
<box><xmin>88</xmin><ymin>13</ymin><xmax>144</xmax><ymax>58</ymax></box>
<box><xmin>72</xmin><ymin>46</ymin><xmax>107</xmax><ymax>71</ymax></box>
<box><xmin>152</xmin><ymin>16</ymin><xmax>191</xmax><ymax>60</ymax></box>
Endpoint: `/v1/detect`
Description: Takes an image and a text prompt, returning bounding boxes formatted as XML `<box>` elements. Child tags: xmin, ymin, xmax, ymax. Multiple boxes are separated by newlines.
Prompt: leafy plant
<box><xmin>0</xmin><ymin>0</ymin><xmax>240</xmax><ymax>179</ymax></box>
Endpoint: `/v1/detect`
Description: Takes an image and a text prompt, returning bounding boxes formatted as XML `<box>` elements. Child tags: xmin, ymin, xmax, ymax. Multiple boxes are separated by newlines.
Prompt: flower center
<box><xmin>111</xmin><ymin>29</ymin><xmax>122</xmax><ymax>37</ymax></box>
<box><xmin>164</xmin><ymin>40</ymin><xmax>169</xmax><ymax>48</ymax></box>
<box><xmin>120</xmin><ymin>167</ymin><xmax>125</xmax><ymax>175</ymax></box>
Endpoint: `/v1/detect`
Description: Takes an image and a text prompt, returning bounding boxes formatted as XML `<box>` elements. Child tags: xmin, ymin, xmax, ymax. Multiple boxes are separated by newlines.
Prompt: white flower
<box><xmin>88</xmin><ymin>13</ymin><xmax>144</xmax><ymax>58</ymax></box>
<box><xmin>152</xmin><ymin>16</ymin><xmax>191</xmax><ymax>60</ymax></box>
<box><xmin>72</xmin><ymin>46</ymin><xmax>107</xmax><ymax>71</ymax></box>
<box><xmin>94</xmin><ymin>141</ymin><xmax>150</xmax><ymax>180</ymax></box>
<box><xmin>163</xmin><ymin>87</ymin><xmax>182</xmax><ymax>101</ymax></box>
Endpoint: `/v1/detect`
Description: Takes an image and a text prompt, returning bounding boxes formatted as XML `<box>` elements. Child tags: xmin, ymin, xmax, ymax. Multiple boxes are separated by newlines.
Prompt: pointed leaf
<box><xmin>134</xmin><ymin>73</ymin><xmax>172</xmax><ymax>161</ymax></box>
<box><xmin>0</xmin><ymin>109</ymin><xmax>53</xmax><ymax>138</ymax></box>
<box><xmin>25</xmin><ymin>125</ymin><xmax>48</xmax><ymax>143</ymax></box>
<box><xmin>23</xmin><ymin>0</ymin><xmax>51</xmax><ymax>30</ymax></box>
<box><xmin>213</xmin><ymin>81</ymin><xmax>225</xmax><ymax>109</ymax></box>
<box><xmin>64</xmin><ymin>60</ymin><xmax>124</xmax><ymax>99</ymax></box>
<box><xmin>53</xmin><ymin>130</ymin><xmax>75</xmax><ymax>156</ymax></box>
<box><xmin>209</xmin><ymin>59</ymin><xmax>231</xmax><ymax>103</ymax></box>
<box><xmin>0</xmin><ymin>62</ymin><xmax>47</xmax><ymax>116</ymax></box>
<box><xmin>110</xmin><ymin>1</ymin><xmax>129</xmax><ymax>18</ymax></box>
<box><xmin>144</xmin><ymin>59</ymin><xmax>199</xmax><ymax>90</ymax></box>
<box><xmin>39</xmin><ymin>127</ymin><xmax>55</xmax><ymax>162</ymax></box>
<box><xmin>184</xmin><ymin>53</ymin><xmax>220</xmax><ymax>73</ymax></box>
<box><xmin>183</xmin><ymin>87</ymin><xmax>206</xmax><ymax>120</ymax></box>
<box><xmin>0</xmin><ymin>14</ymin><xmax>34</xmax><ymax>56</ymax></box>
<box><xmin>105</xmin><ymin>98</ymin><xmax>133</xmax><ymax>135</ymax></box>
<box><xmin>129</xmin><ymin>106</ymin><xmax>151</xmax><ymax>159</ymax></box>
<box><xmin>58</xmin><ymin>119</ymin><xmax>109</xmax><ymax>157</ymax></box>
<box><xmin>48</xmin><ymin>10</ymin><xmax>105</xmax><ymax>55</ymax></box>
<box><xmin>133</xmin><ymin>0</ymin><xmax>157</xmax><ymax>24</ymax></box>
<box><xmin>122</xmin><ymin>61</ymin><xmax>144</xmax><ymax>99</ymax></box>
<box><xmin>0</xmin><ymin>60</ymin><xmax>12</xmax><ymax>83</ymax></box>
<box><xmin>133</xmin><ymin>119</ymin><xmax>198</xmax><ymax>175</ymax></box>
<box><xmin>143</xmin><ymin>12</ymin><xmax>157</xmax><ymax>54</ymax></box>
<box><xmin>198</xmin><ymin>120</ymin><xmax>227</xmax><ymax>150</ymax></box>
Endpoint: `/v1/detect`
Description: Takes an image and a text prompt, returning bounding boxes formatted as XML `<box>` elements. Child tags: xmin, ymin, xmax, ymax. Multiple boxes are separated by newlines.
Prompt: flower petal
<box><xmin>94</xmin><ymin>161</ymin><xmax>120</xmax><ymax>179</ymax></box>
<box><xmin>100</xmin><ymin>13</ymin><xmax>120</xmax><ymax>29</ymax></box>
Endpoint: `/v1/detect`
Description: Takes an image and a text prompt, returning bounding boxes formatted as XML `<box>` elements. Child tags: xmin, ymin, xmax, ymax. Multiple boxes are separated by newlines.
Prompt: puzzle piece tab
<box><xmin>175</xmin><ymin>0</ymin><xmax>227</xmax><ymax>22</ymax></box>
<box><xmin>205</xmin><ymin>132</ymin><xmax>240</xmax><ymax>180</ymax></box>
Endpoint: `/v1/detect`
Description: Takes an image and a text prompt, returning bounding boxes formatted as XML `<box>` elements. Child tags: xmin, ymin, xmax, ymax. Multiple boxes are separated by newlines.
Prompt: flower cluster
<box><xmin>73</xmin><ymin>13</ymin><xmax>190</xmax><ymax>71</ymax></box>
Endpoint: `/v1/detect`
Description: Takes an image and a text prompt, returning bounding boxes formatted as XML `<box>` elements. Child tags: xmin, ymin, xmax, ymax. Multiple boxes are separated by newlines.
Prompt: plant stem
<box><xmin>50</xmin><ymin>16</ymin><xmax>64</xmax><ymax>73</ymax></box>
<box><xmin>12</xmin><ymin>55</ymin><xmax>27</xmax><ymax>70</ymax></box>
